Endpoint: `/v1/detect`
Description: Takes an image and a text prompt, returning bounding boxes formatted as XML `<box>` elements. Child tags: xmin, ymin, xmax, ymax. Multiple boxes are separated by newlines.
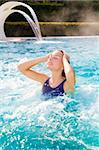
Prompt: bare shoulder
<box><xmin>63</xmin><ymin>81</ymin><xmax>75</xmax><ymax>92</ymax></box>
<box><xmin>41</xmin><ymin>75</ymin><xmax>49</xmax><ymax>84</ymax></box>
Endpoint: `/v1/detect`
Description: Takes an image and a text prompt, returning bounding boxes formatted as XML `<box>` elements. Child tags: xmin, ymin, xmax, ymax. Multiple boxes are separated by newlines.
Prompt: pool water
<box><xmin>0</xmin><ymin>37</ymin><xmax>99</xmax><ymax>150</ymax></box>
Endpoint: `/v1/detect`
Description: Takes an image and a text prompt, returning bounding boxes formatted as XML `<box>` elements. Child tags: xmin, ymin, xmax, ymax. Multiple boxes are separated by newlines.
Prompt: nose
<box><xmin>48</xmin><ymin>54</ymin><xmax>52</xmax><ymax>61</ymax></box>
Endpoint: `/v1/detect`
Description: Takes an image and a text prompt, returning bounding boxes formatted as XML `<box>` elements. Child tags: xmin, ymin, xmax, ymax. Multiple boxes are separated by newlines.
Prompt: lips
<box><xmin>47</xmin><ymin>61</ymin><xmax>53</xmax><ymax>66</ymax></box>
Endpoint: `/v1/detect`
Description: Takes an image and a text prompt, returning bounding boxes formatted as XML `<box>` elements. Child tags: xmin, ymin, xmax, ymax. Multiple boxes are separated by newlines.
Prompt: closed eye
<box><xmin>53</xmin><ymin>57</ymin><xmax>59</xmax><ymax>60</ymax></box>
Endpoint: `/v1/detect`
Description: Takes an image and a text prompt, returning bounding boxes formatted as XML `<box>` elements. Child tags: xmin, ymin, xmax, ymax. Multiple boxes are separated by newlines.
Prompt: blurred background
<box><xmin>1</xmin><ymin>0</ymin><xmax>99</xmax><ymax>37</ymax></box>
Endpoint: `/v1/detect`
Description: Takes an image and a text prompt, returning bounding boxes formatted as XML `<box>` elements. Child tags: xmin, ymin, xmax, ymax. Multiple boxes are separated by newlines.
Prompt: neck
<box><xmin>50</xmin><ymin>70</ymin><xmax>64</xmax><ymax>83</ymax></box>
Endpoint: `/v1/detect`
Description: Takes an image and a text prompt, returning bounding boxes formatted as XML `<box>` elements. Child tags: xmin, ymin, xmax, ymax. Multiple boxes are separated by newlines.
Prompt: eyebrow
<box><xmin>53</xmin><ymin>55</ymin><xmax>61</xmax><ymax>57</ymax></box>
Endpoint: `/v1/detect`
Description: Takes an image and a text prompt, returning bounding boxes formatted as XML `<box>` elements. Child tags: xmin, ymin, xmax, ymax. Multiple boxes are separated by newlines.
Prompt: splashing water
<box><xmin>0</xmin><ymin>1</ymin><xmax>42</xmax><ymax>41</ymax></box>
<box><xmin>0</xmin><ymin>37</ymin><xmax>99</xmax><ymax>149</ymax></box>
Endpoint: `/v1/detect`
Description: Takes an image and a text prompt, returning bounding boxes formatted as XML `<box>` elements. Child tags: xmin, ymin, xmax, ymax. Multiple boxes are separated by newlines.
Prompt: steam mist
<box><xmin>41</xmin><ymin>2</ymin><xmax>99</xmax><ymax>36</ymax></box>
<box><xmin>79</xmin><ymin>8</ymin><xmax>99</xmax><ymax>35</ymax></box>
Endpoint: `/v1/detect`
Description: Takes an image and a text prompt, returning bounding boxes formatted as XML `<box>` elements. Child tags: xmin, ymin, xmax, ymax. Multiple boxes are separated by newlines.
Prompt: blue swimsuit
<box><xmin>42</xmin><ymin>78</ymin><xmax>66</xmax><ymax>98</ymax></box>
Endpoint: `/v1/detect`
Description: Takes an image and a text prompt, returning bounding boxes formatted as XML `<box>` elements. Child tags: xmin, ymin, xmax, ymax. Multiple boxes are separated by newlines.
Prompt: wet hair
<box><xmin>59</xmin><ymin>50</ymin><xmax>70</xmax><ymax>77</ymax></box>
<box><xmin>62</xmin><ymin>70</ymin><xmax>65</xmax><ymax>77</ymax></box>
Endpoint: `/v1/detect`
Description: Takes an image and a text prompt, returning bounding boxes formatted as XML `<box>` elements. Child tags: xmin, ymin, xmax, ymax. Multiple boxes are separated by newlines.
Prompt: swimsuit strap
<box><xmin>43</xmin><ymin>77</ymin><xmax>66</xmax><ymax>89</ymax></box>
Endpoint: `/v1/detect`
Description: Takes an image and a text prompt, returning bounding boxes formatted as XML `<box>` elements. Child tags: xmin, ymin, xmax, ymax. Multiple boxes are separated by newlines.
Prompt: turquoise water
<box><xmin>0</xmin><ymin>37</ymin><xmax>99</xmax><ymax>150</ymax></box>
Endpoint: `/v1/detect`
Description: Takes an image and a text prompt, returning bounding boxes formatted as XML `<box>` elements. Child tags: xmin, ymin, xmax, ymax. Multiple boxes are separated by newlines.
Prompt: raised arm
<box><xmin>17</xmin><ymin>55</ymin><xmax>49</xmax><ymax>84</ymax></box>
<box><xmin>62</xmin><ymin>52</ymin><xmax>76</xmax><ymax>92</ymax></box>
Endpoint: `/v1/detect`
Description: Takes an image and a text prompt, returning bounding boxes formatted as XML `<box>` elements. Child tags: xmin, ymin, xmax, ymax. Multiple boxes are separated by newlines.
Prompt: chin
<box><xmin>47</xmin><ymin>64</ymin><xmax>53</xmax><ymax>70</ymax></box>
<box><xmin>47</xmin><ymin>65</ymin><xmax>52</xmax><ymax>69</ymax></box>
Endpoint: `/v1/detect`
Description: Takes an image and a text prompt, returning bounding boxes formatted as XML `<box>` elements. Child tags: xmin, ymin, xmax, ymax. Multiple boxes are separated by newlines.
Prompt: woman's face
<box><xmin>47</xmin><ymin>50</ymin><xmax>63</xmax><ymax>71</ymax></box>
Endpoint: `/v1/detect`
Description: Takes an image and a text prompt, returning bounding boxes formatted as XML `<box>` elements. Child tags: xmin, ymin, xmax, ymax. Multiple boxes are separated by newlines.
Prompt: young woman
<box><xmin>18</xmin><ymin>50</ymin><xmax>76</xmax><ymax>98</ymax></box>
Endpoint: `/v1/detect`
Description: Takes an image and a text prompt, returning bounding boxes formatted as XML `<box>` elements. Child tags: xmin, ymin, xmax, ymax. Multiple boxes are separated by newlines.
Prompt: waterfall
<box><xmin>0</xmin><ymin>1</ymin><xmax>42</xmax><ymax>40</ymax></box>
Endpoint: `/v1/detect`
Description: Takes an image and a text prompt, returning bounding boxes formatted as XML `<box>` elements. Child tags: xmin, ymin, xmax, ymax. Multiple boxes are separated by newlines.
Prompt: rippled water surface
<box><xmin>0</xmin><ymin>37</ymin><xmax>99</xmax><ymax>150</ymax></box>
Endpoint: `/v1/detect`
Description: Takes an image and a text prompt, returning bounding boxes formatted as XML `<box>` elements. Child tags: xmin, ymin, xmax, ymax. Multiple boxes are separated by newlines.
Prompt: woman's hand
<box><xmin>41</xmin><ymin>54</ymin><xmax>51</xmax><ymax>62</ymax></box>
<box><xmin>61</xmin><ymin>51</ymin><xmax>70</xmax><ymax>62</ymax></box>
